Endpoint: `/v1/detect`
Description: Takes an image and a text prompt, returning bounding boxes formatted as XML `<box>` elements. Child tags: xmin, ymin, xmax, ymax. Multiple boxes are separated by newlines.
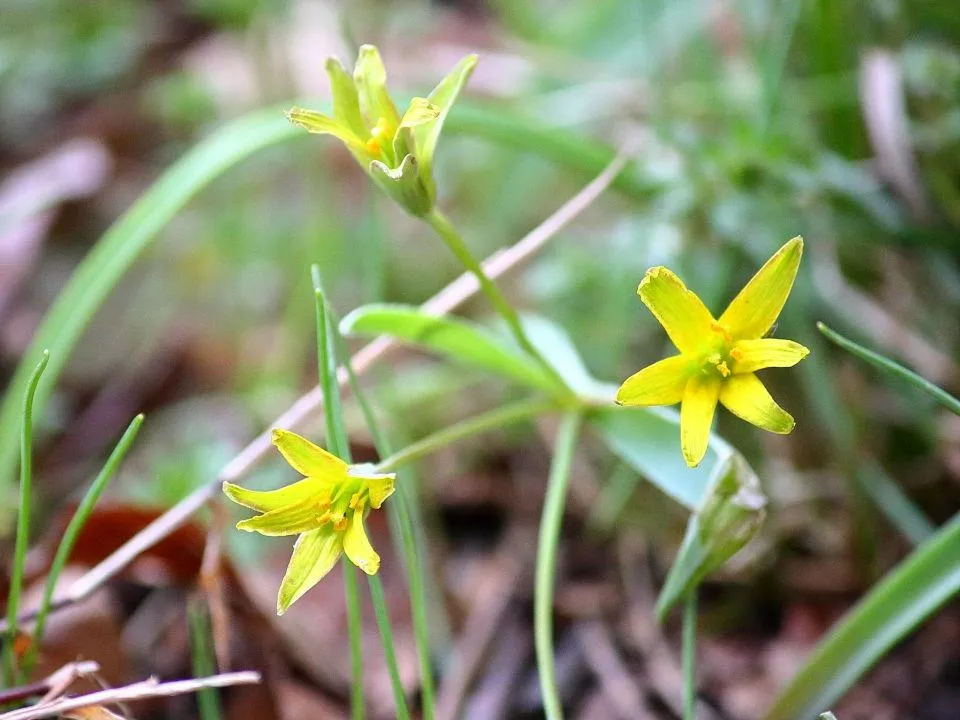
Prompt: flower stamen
<box><xmin>365</xmin><ymin>117</ymin><xmax>393</xmax><ymax>155</ymax></box>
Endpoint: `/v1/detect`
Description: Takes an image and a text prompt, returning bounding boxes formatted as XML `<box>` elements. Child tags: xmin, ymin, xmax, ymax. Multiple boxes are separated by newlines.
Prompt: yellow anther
<box><xmin>348</xmin><ymin>492</ymin><xmax>364</xmax><ymax>510</ymax></box>
<box><xmin>716</xmin><ymin>360</ymin><xmax>731</xmax><ymax>377</ymax></box>
<box><xmin>710</xmin><ymin>321</ymin><xmax>732</xmax><ymax>343</ymax></box>
<box><xmin>364</xmin><ymin>117</ymin><xmax>393</xmax><ymax>155</ymax></box>
<box><xmin>730</xmin><ymin>347</ymin><xmax>743</xmax><ymax>361</ymax></box>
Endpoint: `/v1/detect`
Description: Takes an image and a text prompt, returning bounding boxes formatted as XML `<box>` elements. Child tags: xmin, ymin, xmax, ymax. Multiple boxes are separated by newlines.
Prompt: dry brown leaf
<box><xmin>62</xmin><ymin>705</ymin><xmax>127</xmax><ymax>720</ymax></box>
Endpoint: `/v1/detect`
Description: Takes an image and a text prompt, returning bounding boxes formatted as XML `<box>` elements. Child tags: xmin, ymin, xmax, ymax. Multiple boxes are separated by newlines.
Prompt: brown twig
<box><xmin>0</xmin><ymin>661</ymin><xmax>99</xmax><ymax>706</ymax></box>
<box><xmin>0</xmin><ymin>144</ymin><xmax>637</xmax><ymax>634</ymax></box>
<box><xmin>0</xmin><ymin>671</ymin><xmax>261</xmax><ymax>720</ymax></box>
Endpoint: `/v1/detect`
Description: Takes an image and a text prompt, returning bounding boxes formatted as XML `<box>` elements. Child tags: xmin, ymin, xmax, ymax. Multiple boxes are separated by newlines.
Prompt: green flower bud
<box><xmin>655</xmin><ymin>452</ymin><xmax>767</xmax><ymax>622</ymax></box>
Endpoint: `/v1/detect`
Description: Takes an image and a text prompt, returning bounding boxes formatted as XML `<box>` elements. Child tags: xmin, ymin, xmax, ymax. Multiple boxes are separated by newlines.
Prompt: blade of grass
<box><xmin>311</xmin><ymin>266</ymin><xmax>365</xmax><ymax>719</ymax></box>
<box><xmin>188</xmin><ymin>597</ymin><xmax>224</xmax><ymax>720</ymax></box>
<box><xmin>23</xmin><ymin>413</ymin><xmax>144</xmax><ymax>676</ymax></box>
<box><xmin>3</xmin><ymin>350</ymin><xmax>49</xmax><ymax>688</ymax></box>
<box><xmin>817</xmin><ymin>322</ymin><xmax>960</xmax><ymax>416</ymax></box>
<box><xmin>534</xmin><ymin>412</ymin><xmax>583</xmax><ymax>720</ymax></box>
<box><xmin>313</xmin><ymin>267</ymin><xmax>411</xmax><ymax>720</ymax></box>
<box><xmin>764</xmin><ymin>512</ymin><xmax>960</xmax><ymax>719</ymax></box>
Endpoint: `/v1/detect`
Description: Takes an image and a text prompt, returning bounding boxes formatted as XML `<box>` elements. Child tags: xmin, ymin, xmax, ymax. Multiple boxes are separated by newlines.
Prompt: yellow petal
<box><xmin>616</xmin><ymin>355</ymin><xmax>691</xmax><ymax>406</ymax></box>
<box><xmin>277</xmin><ymin>529</ymin><xmax>343</xmax><ymax>615</ymax></box>
<box><xmin>272</xmin><ymin>429</ymin><xmax>347</xmax><ymax>479</ymax></box>
<box><xmin>731</xmin><ymin>338</ymin><xmax>810</xmax><ymax>374</ymax></box>
<box><xmin>719</xmin><ymin>373</ymin><xmax>795</xmax><ymax>434</ymax></box>
<box><xmin>718</xmin><ymin>237</ymin><xmax>803</xmax><ymax>340</ymax></box>
<box><xmin>351</xmin><ymin>473</ymin><xmax>395</xmax><ymax>509</ymax></box>
<box><xmin>343</xmin><ymin>508</ymin><xmax>381</xmax><ymax>575</ymax></box>
<box><xmin>285</xmin><ymin>108</ymin><xmax>368</xmax><ymax>157</ymax></box>
<box><xmin>235</xmin><ymin>501</ymin><xmax>325</xmax><ymax>536</ymax></box>
<box><xmin>223</xmin><ymin>477</ymin><xmax>331</xmax><ymax>513</ymax></box>
<box><xmin>680</xmin><ymin>373</ymin><xmax>722</xmax><ymax>467</ymax></box>
<box><xmin>638</xmin><ymin>267</ymin><xmax>716</xmax><ymax>354</ymax></box>
<box><xmin>324</xmin><ymin>57</ymin><xmax>367</xmax><ymax>139</ymax></box>
<box><xmin>353</xmin><ymin>45</ymin><xmax>401</xmax><ymax>129</ymax></box>
<box><xmin>399</xmin><ymin>97</ymin><xmax>439</xmax><ymax>129</ymax></box>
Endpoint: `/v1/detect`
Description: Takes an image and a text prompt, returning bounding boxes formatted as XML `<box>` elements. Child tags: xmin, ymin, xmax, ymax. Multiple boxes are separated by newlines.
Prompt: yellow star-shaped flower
<box><xmin>617</xmin><ymin>237</ymin><xmax>809</xmax><ymax>467</ymax></box>
<box><xmin>223</xmin><ymin>429</ymin><xmax>395</xmax><ymax>615</ymax></box>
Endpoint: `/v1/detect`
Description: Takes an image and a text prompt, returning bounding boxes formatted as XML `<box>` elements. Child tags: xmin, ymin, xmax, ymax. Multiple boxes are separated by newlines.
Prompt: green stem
<box><xmin>424</xmin><ymin>208</ymin><xmax>569</xmax><ymax>394</ymax></box>
<box><xmin>368</xmin><ymin>575</ymin><xmax>412</xmax><ymax>720</ymax></box>
<box><xmin>343</xmin><ymin>560</ymin><xmax>365</xmax><ymax>720</ymax></box>
<box><xmin>188</xmin><ymin>597</ymin><xmax>224</xmax><ymax>720</ymax></box>
<box><xmin>24</xmin><ymin>413</ymin><xmax>144</xmax><ymax>676</ymax></box>
<box><xmin>682</xmin><ymin>590</ymin><xmax>698</xmax><ymax>720</ymax></box>
<box><xmin>534</xmin><ymin>412</ymin><xmax>583</xmax><ymax>720</ymax></box>
<box><xmin>375</xmin><ymin>398</ymin><xmax>563</xmax><ymax>475</ymax></box>
<box><xmin>3</xmin><ymin>350</ymin><xmax>49</xmax><ymax>687</ymax></box>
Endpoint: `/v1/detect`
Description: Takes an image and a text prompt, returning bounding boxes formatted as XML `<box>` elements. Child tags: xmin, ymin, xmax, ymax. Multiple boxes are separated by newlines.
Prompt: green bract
<box><xmin>655</xmin><ymin>454</ymin><xmax>767</xmax><ymax>621</ymax></box>
<box><xmin>287</xmin><ymin>44</ymin><xmax>477</xmax><ymax>216</ymax></box>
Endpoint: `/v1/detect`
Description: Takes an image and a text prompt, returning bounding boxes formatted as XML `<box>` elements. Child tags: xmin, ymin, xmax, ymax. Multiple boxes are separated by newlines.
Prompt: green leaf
<box><xmin>817</xmin><ymin>322</ymin><xmax>960</xmax><ymax>416</ymax></box>
<box><xmin>588</xmin><ymin>405</ymin><xmax>738</xmax><ymax>511</ymax></box>
<box><xmin>765</xmin><ymin>513</ymin><xmax>960</xmax><ymax>720</ymax></box>
<box><xmin>340</xmin><ymin>304</ymin><xmax>558</xmax><ymax>392</ymax></box>
<box><xmin>518</xmin><ymin>314</ymin><xmax>605</xmax><ymax>397</ymax></box>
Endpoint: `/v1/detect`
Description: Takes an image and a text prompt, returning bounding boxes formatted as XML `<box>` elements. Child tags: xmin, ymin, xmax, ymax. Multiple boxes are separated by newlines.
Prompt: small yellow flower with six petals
<box><xmin>223</xmin><ymin>429</ymin><xmax>395</xmax><ymax>615</ymax></box>
<box><xmin>617</xmin><ymin>237</ymin><xmax>809</xmax><ymax>468</ymax></box>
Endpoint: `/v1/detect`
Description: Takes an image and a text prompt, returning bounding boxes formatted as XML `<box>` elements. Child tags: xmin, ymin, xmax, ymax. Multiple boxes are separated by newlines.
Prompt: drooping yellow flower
<box><xmin>223</xmin><ymin>429</ymin><xmax>395</xmax><ymax>615</ymax></box>
<box><xmin>286</xmin><ymin>45</ymin><xmax>477</xmax><ymax>216</ymax></box>
<box><xmin>617</xmin><ymin>237</ymin><xmax>809</xmax><ymax>468</ymax></box>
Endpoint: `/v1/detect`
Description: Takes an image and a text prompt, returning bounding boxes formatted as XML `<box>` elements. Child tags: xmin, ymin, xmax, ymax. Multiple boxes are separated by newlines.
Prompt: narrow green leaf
<box><xmin>817</xmin><ymin>322</ymin><xmax>960</xmax><ymax>416</ymax></box>
<box><xmin>588</xmin><ymin>405</ymin><xmax>737</xmax><ymax>511</ymax></box>
<box><xmin>340</xmin><ymin>304</ymin><xmax>557</xmax><ymax>392</ymax></box>
<box><xmin>188</xmin><ymin>597</ymin><xmax>224</xmax><ymax>720</ymax></box>
<box><xmin>4</xmin><ymin>350</ymin><xmax>49</xmax><ymax>686</ymax></box>
<box><xmin>765</xmin><ymin>513</ymin><xmax>960</xmax><ymax>720</ymax></box>
<box><xmin>25</xmin><ymin>413</ymin><xmax>144</xmax><ymax>675</ymax></box>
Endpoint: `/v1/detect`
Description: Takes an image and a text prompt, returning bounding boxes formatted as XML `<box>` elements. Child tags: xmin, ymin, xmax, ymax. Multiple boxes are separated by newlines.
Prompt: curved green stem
<box><xmin>424</xmin><ymin>208</ymin><xmax>570</xmax><ymax>395</ymax></box>
<box><xmin>534</xmin><ymin>412</ymin><xmax>583</xmax><ymax>720</ymax></box>
<box><xmin>3</xmin><ymin>350</ymin><xmax>49</xmax><ymax>687</ymax></box>
<box><xmin>375</xmin><ymin>398</ymin><xmax>564</xmax><ymax>474</ymax></box>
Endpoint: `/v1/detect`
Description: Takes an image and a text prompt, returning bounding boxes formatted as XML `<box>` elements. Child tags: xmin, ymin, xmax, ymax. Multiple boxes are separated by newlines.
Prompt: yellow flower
<box><xmin>616</xmin><ymin>237</ymin><xmax>809</xmax><ymax>468</ymax></box>
<box><xmin>223</xmin><ymin>429</ymin><xmax>395</xmax><ymax>615</ymax></box>
<box><xmin>286</xmin><ymin>44</ymin><xmax>477</xmax><ymax>216</ymax></box>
